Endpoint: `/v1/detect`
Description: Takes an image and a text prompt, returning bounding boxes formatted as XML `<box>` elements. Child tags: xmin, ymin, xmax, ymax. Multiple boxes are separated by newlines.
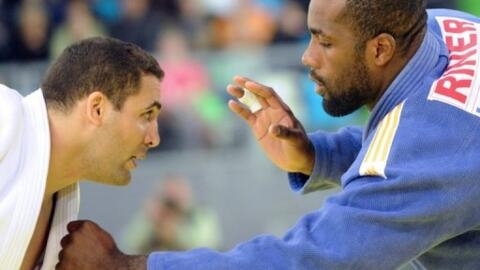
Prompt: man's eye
<box><xmin>319</xmin><ymin>42</ymin><xmax>331</xmax><ymax>48</ymax></box>
<box><xmin>144</xmin><ymin>111</ymin><xmax>154</xmax><ymax>121</ymax></box>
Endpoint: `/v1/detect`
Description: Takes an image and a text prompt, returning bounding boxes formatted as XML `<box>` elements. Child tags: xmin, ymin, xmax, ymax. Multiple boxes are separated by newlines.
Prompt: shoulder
<box><xmin>389</xmin><ymin>95</ymin><xmax>480</xmax><ymax>164</ymax></box>
<box><xmin>0</xmin><ymin>85</ymin><xmax>24</xmax><ymax>160</ymax></box>
<box><xmin>0</xmin><ymin>83</ymin><xmax>22</xmax><ymax>102</ymax></box>
<box><xmin>0</xmin><ymin>84</ymin><xmax>23</xmax><ymax>119</ymax></box>
<box><xmin>353</xmin><ymin>97</ymin><xmax>480</xmax><ymax>183</ymax></box>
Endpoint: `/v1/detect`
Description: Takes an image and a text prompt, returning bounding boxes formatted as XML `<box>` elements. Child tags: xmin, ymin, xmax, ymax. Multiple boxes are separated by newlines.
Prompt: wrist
<box><xmin>117</xmin><ymin>255</ymin><xmax>147</xmax><ymax>270</ymax></box>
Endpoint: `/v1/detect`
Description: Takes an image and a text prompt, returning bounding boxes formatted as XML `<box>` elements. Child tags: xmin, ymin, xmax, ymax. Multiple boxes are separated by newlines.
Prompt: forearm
<box><xmin>310</xmin><ymin>126</ymin><xmax>363</xmax><ymax>179</ymax></box>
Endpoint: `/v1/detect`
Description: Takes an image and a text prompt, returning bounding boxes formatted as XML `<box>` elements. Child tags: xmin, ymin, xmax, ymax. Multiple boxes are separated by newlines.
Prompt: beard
<box><xmin>83</xmin><ymin>145</ymin><xmax>132</xmax><ymax>186</ymax></box>
<box><xmin>82</xmin><ymin>121</ymin><xmax>133</xmax><ymax>186</ymax></box>
<box><xmin>316</xmin><ymin>57</ymin><xmax>375</xmax><ymax>117</ymax></box>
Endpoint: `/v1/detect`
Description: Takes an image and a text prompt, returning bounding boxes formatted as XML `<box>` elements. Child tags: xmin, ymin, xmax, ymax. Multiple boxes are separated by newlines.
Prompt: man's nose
<box><xmin>301</xmin><ymin>47</ymin><xmax>314</xmax><ymax>68</ymax></box>
<box><xmin>146</xmin><ymin>120</ymin><xmax>160</xmax><ymax>148</ymax></box>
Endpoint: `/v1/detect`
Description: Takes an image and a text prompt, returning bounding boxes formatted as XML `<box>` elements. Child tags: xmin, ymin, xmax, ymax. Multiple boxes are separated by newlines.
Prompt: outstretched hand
<box><xmin>227</xmin><ymin>75</ymin><xmax>314</xmax><ymax>175</ymax></box>
<box><xmin>56</xmin><ymin>220</ymin><xmax>147</xmax><ymax>270</ymax></box>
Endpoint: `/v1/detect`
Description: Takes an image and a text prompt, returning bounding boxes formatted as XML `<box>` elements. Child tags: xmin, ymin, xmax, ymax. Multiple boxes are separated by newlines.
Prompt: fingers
<box><xmin>60</xmin><ymin>234</ymin><xmax>71</xmax><ymax>248</ymax></box>
<box><xmin>227</xmin><ymin>82</ymin><xmax>266</xmax><ymax>114</ymax></box>
<box><xmin>231</xmin><ymin>75</ymin><xmax>289</xmax><ymax>110</ymax></box>
<box><xmin>232</xmin><ymin>75</ymin><xmax>271</xmax><ymax>104</ymax></box>
<box><xmin>61</xmin><ymin>220</ymin><xmax>88</xmax><ymax>249</ymax></box>
<box><xmin>226</xmin><ymin>83</ymin><xmax>244</xmax><ymax>99</ymax></box>
<box><xmin>227</xmin><ymin>75</ymin><xmax>302</xmax><ymax>137</ymax></box>
<box><xmin>58</xmin><ymin>249</ymin><xmax>64</xmax><ymax>261</ymax></box>
<box><xmin>67</xmin><ymin>220</ymin><xmax>86</xmax><ymax>233</ymax></box>
<box><xmin>227</xmin><ymin>100</ymin><xmax>255</xmax><ymax>125</ymax></box>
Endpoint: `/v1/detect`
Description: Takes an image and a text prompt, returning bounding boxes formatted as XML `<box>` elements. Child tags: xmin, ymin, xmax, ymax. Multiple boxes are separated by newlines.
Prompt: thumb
<box><xmin>269</xmin><ymin>124</ymin><xmax>304</xmax><ymax>141</ymax></box>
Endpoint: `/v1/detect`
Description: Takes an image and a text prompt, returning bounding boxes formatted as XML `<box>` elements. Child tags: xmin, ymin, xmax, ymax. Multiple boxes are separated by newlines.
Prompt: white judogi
<box><xmin>0</xmin><ymin>85</ymin><xmax>80</xmax><ymax>270</ymax></box>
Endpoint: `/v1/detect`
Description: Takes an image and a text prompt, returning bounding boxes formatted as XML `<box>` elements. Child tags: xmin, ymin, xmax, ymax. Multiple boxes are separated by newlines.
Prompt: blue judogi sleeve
<box><xmin>288</xmin><ymin>126</ymin><xmax>363</xmax><ymax>193</ymax></box>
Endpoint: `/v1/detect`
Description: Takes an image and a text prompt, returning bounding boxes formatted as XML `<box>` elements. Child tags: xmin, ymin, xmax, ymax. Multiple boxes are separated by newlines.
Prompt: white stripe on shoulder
<box><xmin>359</xmin><ymin>102</ymin><xmax>404</xmax><ymax>178</ymax></box>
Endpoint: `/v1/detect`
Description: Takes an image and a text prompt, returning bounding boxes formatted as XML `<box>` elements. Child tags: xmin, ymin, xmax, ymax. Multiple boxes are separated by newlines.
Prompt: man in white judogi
<box><xmin>0</xmin><ymin>36</ymin><xmax>164</xmax><ymax>269</ymax></box>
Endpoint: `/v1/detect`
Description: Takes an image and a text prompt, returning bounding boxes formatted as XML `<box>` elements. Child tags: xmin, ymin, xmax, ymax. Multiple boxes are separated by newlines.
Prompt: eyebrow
<box><xmin>146</xmin><ymin>101</ymin><xmax>162</xmax><ymax>111</ymax></box>
<box><xmin>309</xmin><ymin>27</ymin><xmax>329</xmax><ymax>38</ymax></box>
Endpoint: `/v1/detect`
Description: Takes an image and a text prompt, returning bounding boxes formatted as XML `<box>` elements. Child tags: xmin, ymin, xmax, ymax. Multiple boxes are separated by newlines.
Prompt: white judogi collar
<box><xmin>0</xmin><ymin>87</ymin><xmax>80</xmax><ymax>270</ymax></box>
<box><xmin>41</xmin><ymin>184</ymin><xmax>79</xmax><ymax>270</ymax></box>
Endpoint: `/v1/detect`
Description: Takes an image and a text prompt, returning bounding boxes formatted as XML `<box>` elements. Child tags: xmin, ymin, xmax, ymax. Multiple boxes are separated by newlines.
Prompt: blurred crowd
<box><xmin>1</xmin><ymin>0</ymin><xmax>476</xmax><ymax>63</ymax></box>
<box><xmin>0</xmin><ymin>0</ymin><xmax>314</xmax><ymax>62</ymax></box>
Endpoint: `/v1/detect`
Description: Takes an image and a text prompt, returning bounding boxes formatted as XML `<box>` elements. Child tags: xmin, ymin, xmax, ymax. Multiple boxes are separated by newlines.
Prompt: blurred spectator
<box><xmin>121</xmin><ymin>175</ymin><xmax>222</xmax><ymax>253</ymax></box>
<box><xmin>49</xmin><ymin>0</ymin><xmax>106</xmax><ymax>59</ymax></box>
<box><xmin>208</xmin><ymin>0</ymin><xmax>276</xmax><ymax>49</ymax></box>
<box><xmin>109</xmin><ymin>0</ymin><xmax>163</xmax><ymax>52</ymax></box>
<box><xmin>175</xmin><ymin>0</ymin><xmax>211</xmax><ymax>50</ymax></box>
<box><xmin>8</xmin><ymin>0</ymin><xmax>51</xmax><ymax>62</ymax></box>
<box><xmin>155</xmin><ymin>27</ymin><xmax>211</xmax><ymax>108</ymax></box>
<box><xmin>154</xmin><ymin>26</ymin><xmax>227</xmax><ymax>149</ymax></box>
<box><xmin>91</xmin><ymin>0</ymin><xmax>122</xmax><ymax>25</ymax></box>
<box><xmin>271</xmin><ymin>0</ymin><xmax>308</xmax><ymax>44</ymax></box>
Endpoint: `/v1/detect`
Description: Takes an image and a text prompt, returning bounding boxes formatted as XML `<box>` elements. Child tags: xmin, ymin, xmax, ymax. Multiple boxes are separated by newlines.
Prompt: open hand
<box><xmin>227</xmin><ymin>75</ymin><xmax>314</xmax><ymax>175</ymax></box>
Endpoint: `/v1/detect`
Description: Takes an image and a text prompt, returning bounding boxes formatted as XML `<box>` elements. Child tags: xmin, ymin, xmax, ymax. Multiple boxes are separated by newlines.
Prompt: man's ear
<box><xmin>365</xmin><ymin>33</ymin><xmax>396</xmax><ymax>67</ymax></box>
<box><xmin>85</xmin><ymin>91</ymin><xmax>108</xmax><ymax>126</ymax></box>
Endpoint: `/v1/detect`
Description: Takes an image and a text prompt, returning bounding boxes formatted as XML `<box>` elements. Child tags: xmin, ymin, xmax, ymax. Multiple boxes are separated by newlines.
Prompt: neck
<box><xmin>45</xmin><ymin>109</ymin><xmax>83</xmax><ymax>197</ymax></box>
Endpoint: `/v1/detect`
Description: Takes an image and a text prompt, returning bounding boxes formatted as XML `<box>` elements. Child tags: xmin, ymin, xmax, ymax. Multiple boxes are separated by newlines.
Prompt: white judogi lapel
<box><xmin>41</xmin><ymin>184</ymin><xmax>80</xmax><ymax>270</ymax></box>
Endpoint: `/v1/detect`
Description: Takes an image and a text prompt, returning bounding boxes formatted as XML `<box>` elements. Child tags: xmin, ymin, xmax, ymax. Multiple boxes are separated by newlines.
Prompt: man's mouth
<box><xmin>309</xmin><ymin>72</ymin><xmax>327</xmax><ymax>97</ymax></box>
<box><xmin>315</xmin><ymin>84</ymin><xmax>327</xmax><ymax>97</ymax></box>
<box><xmin>126</xmin><ymin>157</ymin><xmax>137</xmax><ymax>170</ymax></box>
<box><xmin>126</xmin><ymin>154</ymin><xmax>146</xmax><ymax>170</ymax></box>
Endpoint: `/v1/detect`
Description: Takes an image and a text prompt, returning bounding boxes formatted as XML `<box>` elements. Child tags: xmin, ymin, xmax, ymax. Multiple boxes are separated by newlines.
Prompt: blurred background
<box><xmin>1</xmin><ymin>0</ymin><xmax>477</xmax><ymax>253</ymax></box>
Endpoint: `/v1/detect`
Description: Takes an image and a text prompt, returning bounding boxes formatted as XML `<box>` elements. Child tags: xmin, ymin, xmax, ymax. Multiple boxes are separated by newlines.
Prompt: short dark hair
<box><xmin>338</xmin><ymin>0</ymin><xmax>427</xmax><ymax>55</ymax></box>
<box><xmin>42</xmin><ymin>36</ymin><xmax>164</xmax><ymax>112</ymax></box>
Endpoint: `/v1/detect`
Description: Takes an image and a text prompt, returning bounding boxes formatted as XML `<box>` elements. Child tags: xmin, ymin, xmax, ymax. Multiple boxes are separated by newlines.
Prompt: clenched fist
<box><xmin>56</xmin><ymin>220</ymin><xmax>147</xmax><ymax>270</ymax></box>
